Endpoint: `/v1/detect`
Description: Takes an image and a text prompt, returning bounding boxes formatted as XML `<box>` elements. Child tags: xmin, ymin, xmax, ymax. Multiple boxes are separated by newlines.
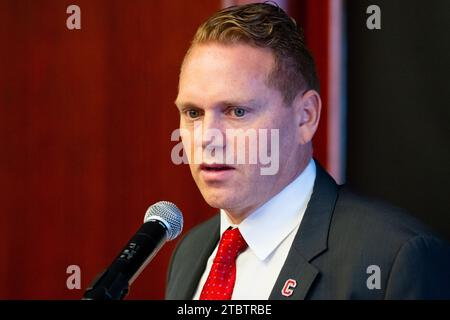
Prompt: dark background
<box><xmin>346</xmin><ymin>0</ymin><xmax>450</xmax><ymax>241</ymax></box>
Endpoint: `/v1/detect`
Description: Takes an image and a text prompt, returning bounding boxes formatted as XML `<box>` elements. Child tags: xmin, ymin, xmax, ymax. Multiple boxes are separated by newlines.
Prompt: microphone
<box><xmin>82</xmin><ymin>201</ymin><xmax>183</xmax><ymax>300</ymax></box>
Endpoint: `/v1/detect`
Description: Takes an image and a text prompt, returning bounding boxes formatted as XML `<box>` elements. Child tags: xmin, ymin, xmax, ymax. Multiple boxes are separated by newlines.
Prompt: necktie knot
<box><xmin>213</xmin><ymin>228</ymin><xmax>247</xmax><ymax>264</ymax></box>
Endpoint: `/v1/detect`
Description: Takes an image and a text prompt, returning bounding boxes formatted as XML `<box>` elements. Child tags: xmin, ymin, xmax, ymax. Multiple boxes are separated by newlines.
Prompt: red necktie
<box><xmin>199</xmin><ymin>228</ymin><xmax>248</xmax><ymax>300</ymax></box>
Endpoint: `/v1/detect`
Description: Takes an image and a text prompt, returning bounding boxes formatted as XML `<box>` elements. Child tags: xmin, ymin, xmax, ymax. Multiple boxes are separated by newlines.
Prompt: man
<box><xmin>166</xmin><ymin>3</ymin><xmax>450</xmax><ymax>299</ymax></box>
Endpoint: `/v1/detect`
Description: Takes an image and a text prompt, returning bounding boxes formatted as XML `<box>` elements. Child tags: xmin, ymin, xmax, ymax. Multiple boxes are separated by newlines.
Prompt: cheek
<box><xmin>277</xmin><ymin>113</ymin><xmax>298</xmax><ymax>145</ymax></box>
<box><xmin>180</xmin><ymin>129</ymin><xmax>196</xmax><ymax>163</ymax></box>
<box><xmin>240</xmin><ymin>164</ymin><xmax>264</xmax><ymax>185</ymax></box>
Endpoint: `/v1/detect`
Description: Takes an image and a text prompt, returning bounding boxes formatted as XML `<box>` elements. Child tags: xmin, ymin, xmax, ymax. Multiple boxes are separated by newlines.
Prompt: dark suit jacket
<box><xmin>166</xmin><ymin>163</ymin><xmax>450</xmax><ymax>299</ymax></box>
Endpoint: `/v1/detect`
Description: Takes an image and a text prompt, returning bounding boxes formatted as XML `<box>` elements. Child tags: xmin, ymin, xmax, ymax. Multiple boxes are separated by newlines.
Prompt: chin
<box><xmin>201</xmin><ymin>190</ymin><xmax>238</xmax><ymax>210</ymax></box>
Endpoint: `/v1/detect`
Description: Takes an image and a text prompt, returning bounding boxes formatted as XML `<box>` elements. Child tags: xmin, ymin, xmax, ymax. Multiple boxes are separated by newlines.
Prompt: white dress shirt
<box><xmin>193</xmin><ymin>159</ymin><xmax>316</xmax><ymax>300</ymax></box>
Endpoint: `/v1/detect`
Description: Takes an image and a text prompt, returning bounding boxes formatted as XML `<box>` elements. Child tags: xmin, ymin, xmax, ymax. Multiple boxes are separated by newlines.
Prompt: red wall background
<box><xmin>0</xmin><ymin>0</ymin><xmax>331</xmax><ymax>299</ymax></box>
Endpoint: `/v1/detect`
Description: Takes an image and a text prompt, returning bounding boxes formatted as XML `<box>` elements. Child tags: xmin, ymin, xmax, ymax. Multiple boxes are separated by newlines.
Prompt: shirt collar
<box><xmin>220</xmin><ymin>158</ymin><xmax>316</xmax><ymax>261</ymax></box>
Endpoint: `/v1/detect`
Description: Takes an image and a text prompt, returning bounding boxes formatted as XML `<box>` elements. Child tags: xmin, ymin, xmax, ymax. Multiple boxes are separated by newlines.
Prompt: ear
<box><xmin>293</xmin><ymin>89</ymin><xmax>322</xmax><ymax>145</ymax></box>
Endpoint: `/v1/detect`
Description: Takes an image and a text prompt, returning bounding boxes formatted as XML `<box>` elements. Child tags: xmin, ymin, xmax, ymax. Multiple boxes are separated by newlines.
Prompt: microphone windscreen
<box><xmin>144</xmin><ymin>201</ymin><xmax>183</xmax><ymax>241</ymax></box>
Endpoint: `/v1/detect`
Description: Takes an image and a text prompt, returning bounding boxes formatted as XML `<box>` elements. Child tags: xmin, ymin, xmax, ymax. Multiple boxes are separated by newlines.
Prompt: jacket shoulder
<box><xmin>309</xmin><ymin>186</ymin><xmax>450</xmax><ymax>299</ymax></box>
<box><xmin>316</xmin><ymin>186</ymin><xmax>450</xmax><ymax>299</ymax></box>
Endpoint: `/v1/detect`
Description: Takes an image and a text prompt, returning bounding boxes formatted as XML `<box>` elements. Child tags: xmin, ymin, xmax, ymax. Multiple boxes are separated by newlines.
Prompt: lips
<box><xmin>200</xmin><ymin>163</ymin><xmax>235</xmax><ymax>171</ymax></box>
<box><xmin>199</xmin><ymin>163</ymin><xmax>236</xmax><ymax>182</ymax></box>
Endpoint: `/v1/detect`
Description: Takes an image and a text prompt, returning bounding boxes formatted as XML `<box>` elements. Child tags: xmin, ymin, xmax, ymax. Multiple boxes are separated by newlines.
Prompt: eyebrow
<box><xmin>175</xmin><ymin>99</ymin><xmax>262</xmax><ymax>110</ymax></box>
<box><xmin>174</xmin><ymin>100</ymin><xmax>196</xmax><ymax>110</ymax></box>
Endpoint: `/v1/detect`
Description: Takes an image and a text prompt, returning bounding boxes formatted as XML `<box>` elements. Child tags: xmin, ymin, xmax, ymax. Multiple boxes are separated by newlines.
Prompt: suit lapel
<box><xmin>269</xmin><ymin>161</ymin><xmax>339</xmax><ymax>300</ymax></box>
<box><xmin>269</xmin><ymin>247</ymin><xmax>320</xmax><ymax>299</ymax></box>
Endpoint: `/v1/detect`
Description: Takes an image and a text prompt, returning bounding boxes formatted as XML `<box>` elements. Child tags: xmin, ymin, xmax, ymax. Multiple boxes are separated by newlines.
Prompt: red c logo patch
<box><xmin>282</xmin><ymin>279</ymin><xmax>297</xmax><ymax>297</ymax></box>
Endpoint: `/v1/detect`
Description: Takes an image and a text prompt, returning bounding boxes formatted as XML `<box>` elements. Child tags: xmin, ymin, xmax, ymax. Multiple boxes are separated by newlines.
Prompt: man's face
<box><xmin>175</xmin><ymin>43</ymin><xmax>305</xmax><ymax>221</ymax></box>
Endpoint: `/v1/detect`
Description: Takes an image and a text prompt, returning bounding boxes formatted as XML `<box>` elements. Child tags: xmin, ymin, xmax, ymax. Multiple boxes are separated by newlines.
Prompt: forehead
<box><xmin>177</xmin><ymin>43</ymin><xmax>276</xmax><ymax>106</ymax></box>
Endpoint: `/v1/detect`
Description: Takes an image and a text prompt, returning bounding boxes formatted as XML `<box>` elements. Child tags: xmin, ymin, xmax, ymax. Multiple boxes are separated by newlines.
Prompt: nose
<box><xmin>195</xmin><ymin>112</ymin><xmax>225</xmax><ymax>149</ymax></box>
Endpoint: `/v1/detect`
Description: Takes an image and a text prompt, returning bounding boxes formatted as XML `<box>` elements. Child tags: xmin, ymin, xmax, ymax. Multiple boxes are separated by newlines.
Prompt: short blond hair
<box><xmin>187</xmin><ymin>2</ymin><xmax>319</xmax><ymax>105</ymax></box>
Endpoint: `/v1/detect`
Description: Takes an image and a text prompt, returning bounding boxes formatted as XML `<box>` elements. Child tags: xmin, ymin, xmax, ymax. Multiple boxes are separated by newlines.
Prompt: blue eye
<box><xmin>187</xmin><ymin>109</ymin><xmax>200</xmax><ymax>119</ymax></box>
<box><xmin>232</xmin><ymin>108</ymin><xmax>246</xmax><ymax>117</ymax></box>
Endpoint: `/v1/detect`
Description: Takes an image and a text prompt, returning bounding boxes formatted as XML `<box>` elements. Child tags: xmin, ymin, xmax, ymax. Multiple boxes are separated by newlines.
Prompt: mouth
<box><xmin>200</xmin><ymin>163</ymin><xmax>235</xmax><ymax>171</ymax></box>
<box><xmin>199</xmin><ymin>163</ymin><xmax>236</xmax><ymax>182</ymax></box>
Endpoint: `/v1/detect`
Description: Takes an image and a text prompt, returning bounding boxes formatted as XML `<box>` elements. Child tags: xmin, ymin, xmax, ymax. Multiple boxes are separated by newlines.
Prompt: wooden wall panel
<box><xmin>0</xmin><ymin>0</ymin><xmax>220</xmax><ymax>299</ymax></box>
